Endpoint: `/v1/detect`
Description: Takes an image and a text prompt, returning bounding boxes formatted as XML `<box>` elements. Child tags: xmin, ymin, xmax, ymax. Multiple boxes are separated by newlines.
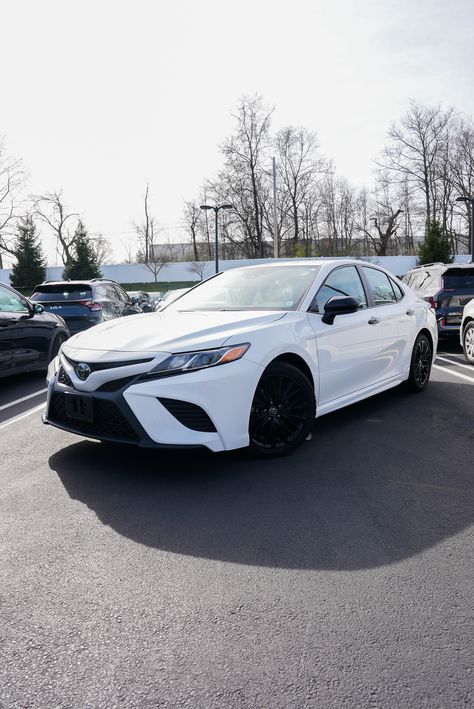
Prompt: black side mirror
<box><xmin>321</xmin><ymin>296</ymin><xmax>360</xmax><ymax>325</ymax></box>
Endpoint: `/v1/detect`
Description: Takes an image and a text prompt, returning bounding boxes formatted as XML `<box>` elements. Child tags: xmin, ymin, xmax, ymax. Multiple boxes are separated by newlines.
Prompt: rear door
<box><xmin>308</xmin><ymin>265</ymin><xmax>383</xmax><ymax>405</ymax></box>
<box><xmin>360</xmin><ymin>266</ymin><xmax>416</xmax><ymax>376</ymax></box>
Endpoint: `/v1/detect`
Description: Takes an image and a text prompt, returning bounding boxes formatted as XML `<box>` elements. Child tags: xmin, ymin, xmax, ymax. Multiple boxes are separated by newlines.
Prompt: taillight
<box><xmin>78</xmin><ymin>300</ymin><xmax>102</xmax><ymax>311</ymax></box>
<box><xmin>424</xmin><ymin>290</ymin><xmax>441</xmax><ymax>309</ymax></box>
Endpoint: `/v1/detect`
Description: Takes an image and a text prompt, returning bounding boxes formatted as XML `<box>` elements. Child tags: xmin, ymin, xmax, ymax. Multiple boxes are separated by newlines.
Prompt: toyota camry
<box><xmin>43</xmin><ymin>260</ymin><xmax>437</xmax><ymax>457</ymax></box>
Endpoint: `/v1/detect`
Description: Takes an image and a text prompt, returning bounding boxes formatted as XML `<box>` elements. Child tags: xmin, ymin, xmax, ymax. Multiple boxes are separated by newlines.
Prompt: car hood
<box><xmin>62</xmin><ymin>310</ymin><xmax>287</xmax><ymax>357</ymax></box>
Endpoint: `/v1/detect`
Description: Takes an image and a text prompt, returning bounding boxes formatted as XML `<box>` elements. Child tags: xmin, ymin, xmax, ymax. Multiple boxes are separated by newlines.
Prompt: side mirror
<box><xmin>321</xmin><ymin>296</ymin><xmax>360</xmax><ymax>325</ymax></box>
<box><xmin>131</xmin><ymin>296</ymin><xmax>139</xmax><ymax>305</ymax></box>
<box><xmin>33</xmin><ymin>303</ymin><xmax>44</xmax><ymax>314</ymax></box>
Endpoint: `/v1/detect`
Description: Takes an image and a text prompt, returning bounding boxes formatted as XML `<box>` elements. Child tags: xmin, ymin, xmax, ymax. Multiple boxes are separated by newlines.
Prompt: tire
<box><xmin>404</xmin><ymin>332</ymin><xmax>432</xmax><ymax>392</ymax></box>
<box><xmin>462</xmin><ymin>322</ymin><xmax>474</xmax><ymax>365</ymax></box>
<box><xmin>248</xmin><ymin>361</ymin><xmax>315</xmax><ymax>458</ymax></box>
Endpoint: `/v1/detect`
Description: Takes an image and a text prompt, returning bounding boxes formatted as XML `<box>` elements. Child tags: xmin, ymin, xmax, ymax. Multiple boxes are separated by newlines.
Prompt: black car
<box><xmin>0</xmin><ymin>282</ymin><xmax>69</xmax><ymax>379</ymax></box>
<box><xmin>29</xmin><ymin>279</ymin><xmax>142</xmax><ymax>335</ymax></box>
<box><xmin>402</xmin><ymin>262</ymin><xmax>474</xmax><ymax>336</ymax></box>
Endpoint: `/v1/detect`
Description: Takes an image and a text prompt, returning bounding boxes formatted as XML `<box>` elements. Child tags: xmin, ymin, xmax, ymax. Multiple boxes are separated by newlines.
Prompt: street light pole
<box><xmin>456</xmin><ymin>196</ymin><xmax>474</xmax><ymax>261</ymax></box>
<box><xmin>200</xmin><ymin>204</ymin><xmax>233</xmax><ymax>274</ymax></box>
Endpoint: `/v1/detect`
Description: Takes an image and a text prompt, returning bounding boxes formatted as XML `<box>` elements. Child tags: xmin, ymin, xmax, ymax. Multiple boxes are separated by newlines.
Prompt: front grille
<box><xmin>48</xmin><ymin>393</ymin><xmax>139</xmax><ymax>442</ymax></box>
<box><xmin>158</xmin><ymin>398</ymin><xmax>217</xmax><ymax>433</ymax></box>
<box><xmin>58</xmin><ymin>367</ymin><xmax>73</xmax><ymax>387</ymax></box>
<box><xmin>64</xmin><ymin>355</ymin><xmax>153</xmax><ymax>372</ymax></box>
<box><xmin>97</xmin><ymin>376</ymin><xmax>137</xmax><ymax>392</ymax></box>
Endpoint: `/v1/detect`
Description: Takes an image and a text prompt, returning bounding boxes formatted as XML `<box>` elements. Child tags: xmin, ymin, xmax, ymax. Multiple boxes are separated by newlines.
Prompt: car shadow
<box><xmin>49</xmin><ymin>380</ymin><xmax>474</xmax><ymax>571</ymax></box>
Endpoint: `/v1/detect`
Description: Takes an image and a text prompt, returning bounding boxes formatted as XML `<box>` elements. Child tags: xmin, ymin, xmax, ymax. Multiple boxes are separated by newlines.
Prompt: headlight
<box><xmin>142</xmin><ymin>343</ymin><xmax>250</xmax><ymax>379</ymax></box>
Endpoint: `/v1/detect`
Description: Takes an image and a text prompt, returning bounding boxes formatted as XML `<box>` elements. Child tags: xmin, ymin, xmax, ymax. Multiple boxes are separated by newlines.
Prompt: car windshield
<box><xmin>166</xmin><ymin>265</ymin><xmax>320</xmax><ymax>311</ymax></box>
<box><xmin>30</xmin><ymin>284</ymin><xmax>93</xmax><ymax>301</ymax></box>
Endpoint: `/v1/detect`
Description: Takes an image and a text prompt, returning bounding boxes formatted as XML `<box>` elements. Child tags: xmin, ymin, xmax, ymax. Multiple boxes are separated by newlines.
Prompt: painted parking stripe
<box><xmin>0</xmin><ymin>388</ymin><xmax>48</xmax><ymax>412</ymax></box>
<box><xmin>0</xmin><ymin>403</ymin><xmax>46</xmax><ymax>430</ymax></box>
<box><xmin>432</xmin><ymin>364</ymin><xmax>474</xmax><ymax>384</ymax></box>
<box><xmin>436</xmin><ymin>355</ymin><xmax>474</xmax><ymax>373</ymax></box>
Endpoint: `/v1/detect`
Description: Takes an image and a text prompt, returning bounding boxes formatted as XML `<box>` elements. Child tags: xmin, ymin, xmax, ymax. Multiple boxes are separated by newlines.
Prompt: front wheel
<box><xmin>404</xmin><ymin>333</ymin><xmax>433</xmax><ymax>392</ymax></box>
<box><xmin>462</xmin><ymin>322</ymin><xmax>474</xmax><ymax>365</ymax></box>
<box><xmin>248</xmin><ymin>361</ymin><xmax>315</xmax><ymax>458</ymax></box>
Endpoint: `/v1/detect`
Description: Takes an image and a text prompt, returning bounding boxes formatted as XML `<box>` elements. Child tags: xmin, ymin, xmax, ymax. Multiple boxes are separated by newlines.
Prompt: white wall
<box><xmin>1</xmin><ymin>255</ymin><xmax>471</xmax><ymax>287</ymax></box>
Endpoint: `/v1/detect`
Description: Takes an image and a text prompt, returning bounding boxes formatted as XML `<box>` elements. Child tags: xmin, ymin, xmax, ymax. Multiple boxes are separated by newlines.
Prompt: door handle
<box><xmin>406</xmin><ymin>309</ymin><xmax>415</xmax><ymax>316</ymax></box>
<box><xmin>368</xmin><ymin>317</ymin><xmax>380</xmax><ymax>325</ymax></box>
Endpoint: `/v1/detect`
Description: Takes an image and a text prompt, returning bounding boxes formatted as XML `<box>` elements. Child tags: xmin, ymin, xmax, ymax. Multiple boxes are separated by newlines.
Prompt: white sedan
<box><xmin>44</xmin><ymin>260</ymin><xmax>437</xmax><ymax>457</ymax></box>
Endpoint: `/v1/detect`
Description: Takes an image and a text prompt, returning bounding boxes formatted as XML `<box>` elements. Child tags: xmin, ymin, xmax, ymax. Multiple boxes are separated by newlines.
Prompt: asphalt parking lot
<box><xmin>1</xmin><ymin>341</ymin><xmax>473</xmax><ymax>708</ymax></box>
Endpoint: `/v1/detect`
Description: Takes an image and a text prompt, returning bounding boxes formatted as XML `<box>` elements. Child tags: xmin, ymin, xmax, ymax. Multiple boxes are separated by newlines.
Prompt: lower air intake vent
<box><xmin>158</xmin><ymin>398</ymin><xmax>217</xmax><ymax>433</ymax></box>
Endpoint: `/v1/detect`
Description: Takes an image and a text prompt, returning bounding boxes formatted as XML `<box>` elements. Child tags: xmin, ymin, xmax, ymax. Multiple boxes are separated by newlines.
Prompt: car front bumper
<box><xmin>43</xmin><ymin>356</ymin><xmax>264</xmax><ymax>452</ymax></box>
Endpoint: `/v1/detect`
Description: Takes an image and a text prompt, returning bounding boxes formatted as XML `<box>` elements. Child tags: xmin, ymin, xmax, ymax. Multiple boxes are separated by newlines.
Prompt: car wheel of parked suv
<box><xmin>462</xmin><ymin>322</ymin><xmax>474</xmax><ymax>364</ymax></box>
<box><xmin>405</xmin><ymin>333</ymin><xmax>433</xmax><ymax>392</ymax></box>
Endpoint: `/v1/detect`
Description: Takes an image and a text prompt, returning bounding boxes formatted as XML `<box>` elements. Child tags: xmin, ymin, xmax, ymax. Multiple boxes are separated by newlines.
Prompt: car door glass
<box><xmin>312</xmin><ymin>266</ymin><xmax>367</xmax><ymax>313</ymax></box>
<box><xmin>362</xmin><ymin>268</ymin><xmax>398</xmax><ymax>306</ymax></box>
<box><xmin>114</xmin><ymin>285</ymin><xmax>130</xmax><ymax>304</ymax></box>
<box><xmin>390</xmin><ymin>278</ymin><xmax>404</xmax><ymax>302</ymax></box>
<box><xmin>0</xmin><ymin>285</ymin><xmax>29</xmax><ymax>313</ymax></box>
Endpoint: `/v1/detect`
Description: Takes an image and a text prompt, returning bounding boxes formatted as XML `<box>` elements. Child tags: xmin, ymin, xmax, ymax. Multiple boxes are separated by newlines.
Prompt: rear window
<box><xmin>31</xmin><ymin>284</ymin><xmax>93</xmax><ymax>301</ymax></box>
<box><xmin>442</xmin><ymin>269</ymin><xmax>474</xmax><ymax>289</ymax></box>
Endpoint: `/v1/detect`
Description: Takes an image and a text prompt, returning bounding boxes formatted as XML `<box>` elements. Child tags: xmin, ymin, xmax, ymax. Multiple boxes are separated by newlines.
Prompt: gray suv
<box><xmin>402</xmin><ymin>262</ymin><xmax>474</xmax><ymax>336</ymax></box>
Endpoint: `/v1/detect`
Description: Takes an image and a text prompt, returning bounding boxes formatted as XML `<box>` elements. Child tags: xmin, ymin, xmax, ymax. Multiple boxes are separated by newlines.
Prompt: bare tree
<box><xmin>134</xmin><ymin>183</ymin><xmax>155</xmax><ymax>263</ymax></box>
<box><xmin>32</xmin><ymin>191</ymin><xmax>80</xmax><ymax>267</ymax></box>
<box><xmin>275</xmin><ymin>126</ymin><xmax>327</xmax><ymax>253</ymax></box>
<box><xmin>0</xmin><ymin>139</ymin><xmax>27</xmax><ymax>267</ymax></box>
<box><xmin>187</xmin><ymin>261</ymin><xmax>208</xmax><ymax>281</ymax></box>
<box><xmin>90</xmin><ymin>234</ymin><xmax>114</xmax><ymax>265</ymax></box>
<box><xmin>137</xmin><ymin>245</ymin><xmax>170</xmax><ymax>283</ymax></box>
<box><xmin>183</xmin><ymin>200</ymin><xmax>202</xmax><ymax>260</ymax></box>
<box><xmin>378</xmin><ymin>101</ymin><xmax>454</xmax><ymax>231</ymax></box>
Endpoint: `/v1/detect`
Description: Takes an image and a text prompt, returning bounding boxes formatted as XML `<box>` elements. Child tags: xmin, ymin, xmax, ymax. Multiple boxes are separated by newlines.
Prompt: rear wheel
<box><xmin>248</xmin><ymin>361</ymin><xmax>315</xmax><ymax>458</ymax></box>
<box><xmin>405</xmin><ymin>333</ymin><xmax>432</xmax><ymax>392</ymax></box>
<box><xmin>462</xmin><ymin>322</ymin><xmax>474</xmax><ymax>364</ymax></box>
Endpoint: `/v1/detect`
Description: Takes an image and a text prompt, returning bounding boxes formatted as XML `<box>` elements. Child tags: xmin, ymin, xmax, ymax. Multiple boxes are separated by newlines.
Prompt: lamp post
<box><xmin>456</xmin><ymin>196</ymin><xmax>474</xmax><ymax>261</ymax></box>
<box><xmin>200</xmin><ymin>203</ymin><xmax>233</xmax><ymax>274</ymax></box>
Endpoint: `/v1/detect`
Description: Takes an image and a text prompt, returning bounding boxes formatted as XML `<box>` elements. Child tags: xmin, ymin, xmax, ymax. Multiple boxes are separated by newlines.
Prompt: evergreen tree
<box><xmin>10</xmin><ymin>216</ymin><xmax>46</xmax><ymax>291</ymax></box>
<box><xmin>418</xmin><ymin>221</ymin><xmax>452</xmax><ymax>265</ymax></box>
<box><xmin>62</xmin><ymin>222</ymin><xmax>102</xmax><ymax>280</ymax></box>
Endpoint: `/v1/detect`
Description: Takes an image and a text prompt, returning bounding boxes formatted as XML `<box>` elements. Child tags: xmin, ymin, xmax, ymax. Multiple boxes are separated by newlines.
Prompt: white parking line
<box><xmin>0</xmin><ymin>388</ymin><xmax>48</xmax><ymax>412</ymax></box>
<box><xmin>0</xmin><ymin>403</ymin><xmax>46</xmax><ymax>430</ymax></box>
<box><xmin>432</xmin><ymin>364</ymin><xmax>474</xmax><ymax>384</ymax></box>
<box><xmin>436</xmin><ymin>355</ymin><xmax>474</xmax><ymax>372</ymax></box>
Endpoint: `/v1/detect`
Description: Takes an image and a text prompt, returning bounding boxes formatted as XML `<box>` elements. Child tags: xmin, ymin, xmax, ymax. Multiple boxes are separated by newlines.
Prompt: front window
<box><xmin>166</xmin><ymin>265</ymin><xmax>320</xmax><ymax>311</ymax></box>
<box><xmin>312</xmin><ymin>266</ymin><xmax>367</xmax><ymax>313</ymax></box>
<box><xmin>0</xmin><ymin>285</ymin><xmax>29</xmax><ymax>313</ymax></box>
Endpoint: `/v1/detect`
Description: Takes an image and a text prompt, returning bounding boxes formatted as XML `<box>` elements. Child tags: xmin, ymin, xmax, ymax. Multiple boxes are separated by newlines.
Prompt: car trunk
<box><xmin>31</xmin><ymin>285</ymin><xmax>98</xmax><ymax>330</ymax></box>
<box><xmin>437</xmin><ymin>268</ymin><xmax>474</xmax><ymax>326</ymax></box>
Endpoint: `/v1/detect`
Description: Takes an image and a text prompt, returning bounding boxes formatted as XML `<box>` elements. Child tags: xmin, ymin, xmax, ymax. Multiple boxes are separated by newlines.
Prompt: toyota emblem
<box><xmin>76</xmin><ymin>363</ymin><xmax>91</xmax><ymax>380</ymax></box>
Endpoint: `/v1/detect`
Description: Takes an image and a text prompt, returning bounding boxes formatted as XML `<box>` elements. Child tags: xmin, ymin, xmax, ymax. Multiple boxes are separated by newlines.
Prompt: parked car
<box><xmin>126</xmin><ymin>290</ymin><xmax>156</xmax><ymax>312</ymax></box>
<box><xmin>43</xmin><ymin>260</ymin><xmax>437</xmax><ymax>457</ymax></box>
<box><xmin>158</xmin><ymin>288</ymin><xmax>190</xmax><ymax>309</ymax></box>
<box><xmin>148</xmin><ymin>292</ymin><xmax>163</xmax><ymax>308</ymax></box>
<box><xmin>0</xmin><ymin>282</ymin><xmax>69</xmax><ymax>379</ymax></box>
<box><xmin>30</xmin><ymin>279</ymin><xmax>142</xmax><ymax>334</ymax></box>
<box><xmin>402</xmin><ymin>262</ymin><xmax>474</xmax><ymax>337</ymax></box>
<box><xmin>460</xmin><ymin>296</ymin><xmax>474</xmax><ymax>364</ymax></box>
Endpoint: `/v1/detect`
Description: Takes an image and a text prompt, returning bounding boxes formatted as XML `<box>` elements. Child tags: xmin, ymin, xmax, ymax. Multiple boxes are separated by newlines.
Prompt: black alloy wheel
<box><xmin>248</xmin><ymin>361</ymin><xmax>315</xmax><ymax>457</ymax></box>
<box><xmin>405</xmin><ymin>333</ymin><xmax>432</xmax><ymax>392</ymax></box>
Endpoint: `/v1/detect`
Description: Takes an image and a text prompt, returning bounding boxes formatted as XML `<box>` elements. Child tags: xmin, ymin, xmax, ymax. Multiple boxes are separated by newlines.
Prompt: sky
<box><xmin>1</xmin><ymin>0</ymin><xmax>473</xmax><ymax>265</ymax></box>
